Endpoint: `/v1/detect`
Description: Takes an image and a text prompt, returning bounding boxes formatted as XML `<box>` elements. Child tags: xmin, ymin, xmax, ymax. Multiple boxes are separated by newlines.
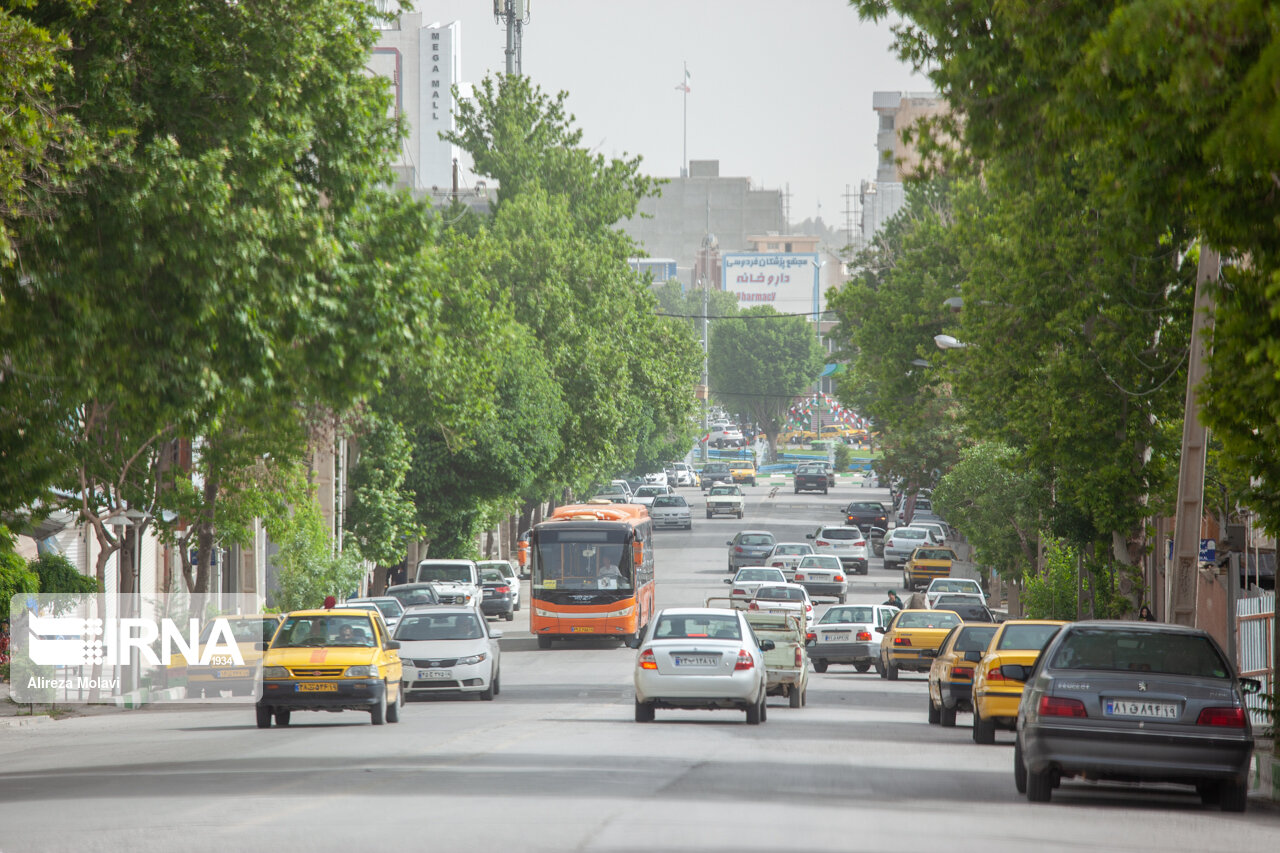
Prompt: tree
<box><xmin>707</xmin><ymin>306</ymin><xmax>825</xmax><ymax>462</ymax></box>
<box><xmin>345</xmin><ymin>413</ymin><xmax>421</xmax><ymax>568</ymax></box>
<box><xmin>271</xmin><ymin>497</ymin><xmax>367</xmax><ymax>612</ymax></box>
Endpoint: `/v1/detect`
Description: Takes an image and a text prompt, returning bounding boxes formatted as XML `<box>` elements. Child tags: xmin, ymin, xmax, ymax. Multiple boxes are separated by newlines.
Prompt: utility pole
<box><xmin>1169</xmin><ymin>247</ymin><xmax>1220</xmax><ymax>627</ymax></box>
<box><xmin>842</xmin><ymin>183</ymin><xmax>855</xmax><ymax>249</ymax></box>
<box><xmin>494</xmin><ymin>1</ymin><xmax>530</xmax><ymax>76</ymax></box>
<box><xmin>676</xmin><ymin>61</ymin><xmax>690</xmax><ymax>177</ymax></box>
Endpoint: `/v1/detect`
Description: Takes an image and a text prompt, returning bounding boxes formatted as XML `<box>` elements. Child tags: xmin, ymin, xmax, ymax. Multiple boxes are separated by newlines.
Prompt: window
<box><xmin>880</xmin><ymin>114</ymin><xmax>895</xmax><ymax>130</ymax></box>
<box><xmin>655</xmin><ymin>614</ymin><xmax>741</xmax><ymax>640</ymax></box>
<box><xmin>1050</xmin><ymin>629</ymin><xmax>1230</xmax><ymax>678</ymax></box>
<box><xmin>997</xmin><ymin>624</ymin><xmax>1063</xmax><ymax>651</ymax></box>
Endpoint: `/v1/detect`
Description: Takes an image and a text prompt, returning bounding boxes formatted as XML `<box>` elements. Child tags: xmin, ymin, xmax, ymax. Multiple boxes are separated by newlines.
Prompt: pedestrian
<box><xmin>1138</xmin><ymin>605</ymin><xmax>1156</xmax><ymax>622</ymax></box>
<box><xmin>883</xmin><ymin>589</ymin><xmax>904</xmax><ymax>609</ymax></box>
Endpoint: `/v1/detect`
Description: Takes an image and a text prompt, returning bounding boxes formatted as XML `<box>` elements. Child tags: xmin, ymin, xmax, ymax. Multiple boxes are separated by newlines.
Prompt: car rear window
<box><xmin>955</xmin><ymin>625</ymin><xmax>999</xmax><ymax>652</ymax></box>
<box><xmin>773</xmin><ymin>544</ymin><xmax>811</xmax><ymax>555</ymax></box>
<box><xmin>820</xmin><ymin>607</ymin><xmax>874</xmax><ymax>624</ymax></box>
<box><xmin>915</xmin><ymin>549</ymin><xmax>955</xmax><ymax>560</ymax></box>
<box><xmin>737</xmin><ymin>569</ymin><xmax>784</xmax><ymax>582</ymax></box>
<box><xmin>997</xmin><ymin>623</ymin><xmax>1063</xmax><ymax>651</ymax></box>
<box><xmin>849</xmin><ymin>503</ymin><xmax>884</xmax><ymax>511</ymax></box>
<box><xmin>798</xmin><ymin>555</ymin><xmax>841</xmax><ymax>569</ymax></box>
<box><xmin>739</xmin><ymin>534</ymin><xmax>774</xmax><ymax>546</ymax></box>
<box><xmin>932</xmin><ymin>580</ymin><xmax>980</xmax><ymax>594</ymax></box>
<box><xmin>756</xmin><ymin>587</ymin><xmax>804</xmax><ymax>601</ymax></box>
<box><xmin>820</xmin><ymin>528</ymin><xmax>859</xmax><ymax>540</ymax></box>
<box><xmin>654</xmin><ymin>614</ymin><xmax>742</xmax><ymax>640</ymax></box>
<box><xmin>1050</xmin><ymin>628</ymin><xmax>1231</xmax><ymax>678</ymax></box>
<box><xmin>896</xmin><ymin>611</ymin><xmax>960</xmax><ymax>629</ymax></box>
<box><xmin>894</xmin><ymin>529</ymin><xmax>927</xmax><ymax>540</ymax></box>
<box><xmin>937</xmin><ymin>604</ymin><xmax>993</xmax><ymax>621</ymax></box>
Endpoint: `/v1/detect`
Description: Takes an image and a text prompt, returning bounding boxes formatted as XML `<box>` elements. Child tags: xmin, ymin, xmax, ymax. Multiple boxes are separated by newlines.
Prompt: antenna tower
<box><xmin>494</xmin><ymin>1</ymin><xmax>531</xmax><ymax>75</ymax></box>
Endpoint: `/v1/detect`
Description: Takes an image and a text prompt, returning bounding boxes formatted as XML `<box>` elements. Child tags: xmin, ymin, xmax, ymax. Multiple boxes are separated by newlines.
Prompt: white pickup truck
<box><xmin>705</xmin><ymin>484</ymin><xmax>745</xmax><ymax>519</ymax></box>
<box><xmin>415</xmin><ymin>559</ymin><xmax>480</xmax><ymax>607</ymax></box>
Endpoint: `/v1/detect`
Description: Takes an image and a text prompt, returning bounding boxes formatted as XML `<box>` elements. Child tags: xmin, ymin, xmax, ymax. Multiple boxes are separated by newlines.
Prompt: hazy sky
<box><xmin>415</xmin><ymin>0</ymin><xmax>932</xmax><ymax>225</ymax></box>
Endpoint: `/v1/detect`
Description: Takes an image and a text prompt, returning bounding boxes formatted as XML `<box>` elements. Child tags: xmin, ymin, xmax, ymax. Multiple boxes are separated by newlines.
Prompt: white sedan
<box><xmin>633</xmin><ymin>608</ymin><xmax>772</xmax><ymax>724</ymax></box>
<box><xmin>746</xmin><ymin>582</ymin><xmax>815</xmax><ymax>631</ymax></box>
<box><xmin>396</xmin><ymin>607</ymin><xmax>502</xmax><ymax>700</ymax></box>
<box><xmin>631</xmin><ymin>484</ymin><xmax>673</xmax><ymax>507</ymax></box>
<box><xmin>649</xmin><ymin>494</ymin><xmax>692</xmax><ymax>529</ymax></box>
<box><xmin>924</xmin><ymin>577</ymin><xmax>985</xmax><ymax>609</ymax></box>
<box><xmin>763</xmin><ymin>542</ymin><xmax>815</xmax><ymax>580</ymax></box>
<box><xmin>723</xmin><ymin>567</ymin><xmax>787</xmax><ymax>606</ymax></box>
<box><xmin>806</xmin><ymin>603</ymin><xmax>899</xmax><ymax>674</ymax></box>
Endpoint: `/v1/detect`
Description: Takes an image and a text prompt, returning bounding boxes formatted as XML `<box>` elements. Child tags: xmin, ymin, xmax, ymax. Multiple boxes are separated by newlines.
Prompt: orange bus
<box><xmin>530</xmin><ymin>503</ymin><xmax>655</xmax><ymax>649</ymax></box>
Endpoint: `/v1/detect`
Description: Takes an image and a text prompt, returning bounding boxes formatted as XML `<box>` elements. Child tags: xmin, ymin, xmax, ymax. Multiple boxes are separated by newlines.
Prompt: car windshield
<box><xmin>997</xmin><ymin>623</ymin><xmax>1063</xmax><ymax>651</ymax></box>
<box><xmin>798</xmin><ymin>555</ymin><xmax>841</xmax><ymax>569</ymax></box>
<box><xmin>416</xmin><ymin>564</ymin><xmax>474</xmax><ymax>583</ymax></box>
<box><xmin>931</xmin><ymin>580</ymin><xmax>981</xmax><ymax>594</ymax></box>
<box><xmin>894</xmin><ymin>529</ymin><xmax>928</xmax><ymax>540</ymax></box>
<box><xmin>386</xmin><ymin>585</ymin><xmax>440</xmax><ymax>608</ymax></box>
<box><xmin>480</xmin><ymin>569</ymin><xmax>506</xmax><ymax>583</ymax></box>
<box><xmin>772</xmin><ymin>544</ymin><xmax>811</xmax><ymax>555</ymax></box>
<box><xmin>819</xmin><ymin>528</ymin><xmax>860</xmax><ymax>540</ymax></box>
<box><xmin>709</xmin><ymin>486</ymin><xmax>738</xmax><ymax>496</ymax></box>
<box><xmin>798</xmin><ymin>465</ymin><xmax>822</xmax><ymax>473</ymax></box>
<box><xmin>736</xmin><ymin>569</ymin><xmax>784</xmax><ymax>582</ymax></box>
<box><xmin>737</xmin><ymin>534</ymin><xmax>774</xmax><ymax>546</ymax></box>
<box><xmin>955</xmin><ymin>625</ymin><xmax>999</xmax><ymax>652</ymax></box>
<box><xmin>1050</xmin><ymin>628</ymin><xmax>1231</xmax><ymax>678</ymax></box>
<box><xmin>896</xmin><ymin>611</ymin><xmax>961</xmax><ymax>629</ymax></box>
<box><xmin>820</xmin><ymin>606</ymin><xmax>875</xmax><ymax>624</ymax></box>
<box><xmin>938</xmin><ymin>604</ymin><xmax>993</xmax><ymax>621</ymax></box>
<box><xmin>273</xmin><ymin>615</ymin><xmax>376</xmax><ymax>648</ymax></box>
<box><xmin>756</xmin><ymin>586</ymin><xmax>805</xmax><ymax>601</ymax></box>
<box><xmin>704</xmin><ymin>465</ymin><xmax>729</xmax><ymax>474</ymax></box>
<box><xmin>635</xmin><ymin>486</ymin><xmax>664</xmax><ymax>497</ymax></box>
<box><xmin>199</xmin><ymin>617</ymin><xmax>278</xmax><ymax>644</ymax></box>
<box><xmin>396</xmin><ymin>612</ymin><xmax>484</xmax><ymax>641</ymax></box>
<box><xmin>849</xmin><ymin>503</ymin><xmax>884</xmax><ymax>512</ymax></box>
<box><xmin>654</xmin><ymin>614</ymin><xmax>741</xmax><ymax>640</ymax></box>
<box><xmin>652</xmin><ymin>496</ymin><xmax>686</xmax><ymax>508</ymax></box>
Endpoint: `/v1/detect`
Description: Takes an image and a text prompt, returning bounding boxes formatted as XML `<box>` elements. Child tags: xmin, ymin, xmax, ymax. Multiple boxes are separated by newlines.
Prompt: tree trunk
<box><xmin>194</xmin><ymin>476</ymin><xmax>219</xmax><ymax>593</ymax></box>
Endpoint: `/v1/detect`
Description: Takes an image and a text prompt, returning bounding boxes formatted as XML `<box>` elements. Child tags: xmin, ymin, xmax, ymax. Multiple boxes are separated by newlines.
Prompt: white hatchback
<box><xmin>632</xmin><ymin>608</ymin><xmax>772</xmax><ymax>724</ymax></box>
<box><xmin>396</xmin><ymin>607</ymin><xmax>502</xmax><ymax>700</ymax></box>
<box><xmin>924</xmin><ymin>577</ymin><xmax>985</xmax><ymax>609</ymax></box>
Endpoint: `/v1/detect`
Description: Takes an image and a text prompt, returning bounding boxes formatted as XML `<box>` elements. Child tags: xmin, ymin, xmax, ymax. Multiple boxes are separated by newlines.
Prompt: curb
<box><xmin>0</xmin><ymin>713</ymin><xmax>57</xmax><ymax>728</ymax></box>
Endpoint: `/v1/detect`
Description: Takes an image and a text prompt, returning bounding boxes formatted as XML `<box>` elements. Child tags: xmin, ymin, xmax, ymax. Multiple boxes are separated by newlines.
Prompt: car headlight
<box><xmin>456</xmin><ymin>653</ymin><xmax>487</xmax><ymax>666</ymax></box>
<box><xmin>344</xmin><ymin>664</ymin><xmax>380</xmax><ymax>678</ymax></box>
<box><xmin>261</xmin><ymin>666</ymin><xmax>289</xmax><ymax>679</ymax></box>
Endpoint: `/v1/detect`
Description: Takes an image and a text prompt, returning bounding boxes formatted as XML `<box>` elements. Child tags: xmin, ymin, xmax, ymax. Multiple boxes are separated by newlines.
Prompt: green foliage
<box><xmin>708</xmin><ymin>306</ymin><xmax>825</xmax><ymax>461</ymax></box>
<box><xmin>27</xmin><ymin>553</ymin><xmax>98</xmax><ymax>595</ymax></box>
<box><xmin>932</xmin><ymin>442</ymin><xmax>1041</xmax><ymax>580</ymax></box>
<box><xmin>345</xmin><ymin>413</ymin><xmax>421</xmax><ymax>567</ymax></box>
<box><xmin>1022</xmin><ymin>540</ymin><xmax>1133</xmax><ymax>621</ymax></box>
<box><xmin>833</xmin><ymin>443</ymin><xmax>852</xmax><ymax>472</ymax></box>
<box><xmin>0</xmin><ymin>536</ymin><xmax>39</xmax><ymax>614</ymax></box>
<box><xmin>270</xmin><ymin>497</ymin><xmax>367</xmax><ymax>613</ymax></box>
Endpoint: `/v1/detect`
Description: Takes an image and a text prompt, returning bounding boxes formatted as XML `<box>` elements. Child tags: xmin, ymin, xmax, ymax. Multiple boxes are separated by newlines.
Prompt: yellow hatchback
<box><xmin>180</xmin><ymin>614</ymin><xmax>282</xmax><ymax>699</ymax></box>
<box><xmin>877</xmin><ymin>608</ymin><xmax>963</xmax><ymax>681</ymax></box>
<box><xmin>257</xmin><ymin>609</ymin><xmax>404</xmax><ymax>728</ymax></box>
<box><xmin>971</xmin><ymin>619</ymin><xmax>1068</xmax><ymax>744</ymax></box>
<box><xmin>728</xmin><ymin>460</ymin><xmax>757</xmax><ymax>486</ymax></box>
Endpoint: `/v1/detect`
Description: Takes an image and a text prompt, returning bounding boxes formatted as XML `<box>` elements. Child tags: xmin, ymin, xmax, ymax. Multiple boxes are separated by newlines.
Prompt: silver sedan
<box><xmin>648</xmin><ymin>494</ymin><xmax>692</xmax><ymax>529</ymax></box>
<box><xmin>632</xmin><ymin>608</ymin><xmax>772</xmax><ymax>724</ymax></box>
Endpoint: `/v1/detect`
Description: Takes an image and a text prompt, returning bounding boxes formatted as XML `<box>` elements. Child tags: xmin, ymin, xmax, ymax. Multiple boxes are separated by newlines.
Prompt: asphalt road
<box><xmin>1</xmin><ymin>481</ymin><xmax>1277</xmax><ymax>852</ymax></box>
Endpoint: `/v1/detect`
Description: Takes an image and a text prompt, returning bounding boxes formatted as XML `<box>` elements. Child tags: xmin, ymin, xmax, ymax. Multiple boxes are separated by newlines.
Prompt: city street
<box><xmin>1</xmin><ymin>482</ymin><xmax>1277</xmax><ymax>852</ymax></box>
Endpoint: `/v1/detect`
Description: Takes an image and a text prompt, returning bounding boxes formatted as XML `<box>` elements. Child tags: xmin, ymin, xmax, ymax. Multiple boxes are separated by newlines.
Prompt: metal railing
<box><xmin>1236</xmin><ymin>591</ymin><xmax>1274</xmax><ymax>727</ymax></box>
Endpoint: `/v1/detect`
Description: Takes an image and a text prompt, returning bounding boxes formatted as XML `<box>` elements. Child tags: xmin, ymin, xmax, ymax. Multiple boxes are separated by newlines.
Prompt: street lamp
<box><xmin>934</xmin><ymin>334</ymin><xmax>968</xmax><ymax>350</ymax></box>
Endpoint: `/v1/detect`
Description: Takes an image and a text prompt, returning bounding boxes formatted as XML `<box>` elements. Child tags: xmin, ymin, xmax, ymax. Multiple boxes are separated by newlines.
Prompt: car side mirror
<box><xmin>1240</xmin><ymin>676</ymin><xmax>1262</xmax><ymax>695</ymax></box>
<box><xmin>875</xmin><ymin>626</ymin><xmax>887</xmax><ymax>634</ymax></box>
<box><xmin>759</xmin><ymin>640</ymin><xmax>775</xmax><ymax>651</ymax></box>
<box><xmin>490</xmin><ymin>630</ymin><xmax>503</xmax><ymax>640</ymax></box>
<box><xmin>805</xmin><ymin>533</ymin><xmax>815</xmax><ymax>539</ymax></box>
<box><xmin>726</xmin><ymin>541</ymin><xmax>734</xmax><ymax>547</ymax></box>
<box><xmin>385</xmin><ymin>640</ymin><xmax>401</xmax><ymax>651</ymax></box>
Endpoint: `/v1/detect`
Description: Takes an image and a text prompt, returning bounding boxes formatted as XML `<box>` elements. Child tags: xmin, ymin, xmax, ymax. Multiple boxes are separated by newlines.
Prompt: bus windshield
<box><xmin>533</xmin><ymin>528</ymin><xmax>632</xmax><ymax>591</ymax></box>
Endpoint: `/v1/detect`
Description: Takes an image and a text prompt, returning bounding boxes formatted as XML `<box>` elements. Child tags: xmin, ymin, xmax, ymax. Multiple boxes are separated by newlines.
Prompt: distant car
<box><xmin>631</xmin><ymin>484</ymin><xmax>673</xmax><ymax>507</ymax></box>
<box><xmin>813</xmin><ymin>461</ymin><xmax>836</xmax><ymax>487</ymax></box>
<box><xmin>476</xmin><ymin>560</ymin><xmax>521</xmax><ymax>611</ymax></box>
<box><xmin>791</xmin><ymin>553</ymin><xmax>848</xmax><ymax>603</ymax></box>
<box><xmin>723</xmin><ymin>567</ymin><xmax>788</xmax><ymax>606</ymax></box>
<box><xmin>926</xmin><ymin>623</ymin><xmax>1000</xmax><ymax>726</ymax></box>
<box><xmin>763</xmin><ymin>542</ymin><xmax>816</xmax><ymax>580</ymax></box>
<box><xmin>793</xmin><ymin>463</ymin><xmax>829</xmax><ymax>494</ymax></box>
<box><xmin>415</xmin><ymin>559</ymin><xmax>480</xmax><ymax>607</ymax></box>
<box><xmin>633</xmin><ymin>608</ymin><xmax>772</xmax><ymax>724</ymax></box>
<box><xmin>805</xmin><ymin>525</ymin><xmax>869</xmax><ymax>575</ymax></box>
<box><xmin>728</xmin><ymin>460</ymin><xmax>757</xmax><ymax>486</ymax></box>
<box><xmin>343</xmin><ymin>597</ymin><xmax>406</xmax><ymax>633</ymax></box>
<box><xmin>397</xmin><ymin>606</ymin><xmax>502</xmax><ymax>701</ymax></box>
<box><xmin>726</xmin><ymin>530</ymin><xmax>776</xmax><ymax>572</ymax></box>
<box><xmin>746</xmin><ymin>582</ymin><xmax>815</xmax><ymax>631</ymax></box>
<box><xmin>843</xmin><ymin>501</ymin><xmax>888</xmax><ymax>530</ymax></box>
<box><xmin>882</xmin><ymin>526</ymin><xmax>932</xmax><ymax>572</ymax></box>
<box><xmin>593</xmin><ymin>483</ymin><xmax>632</xmax><ymax>503</ymax></box>
<box><xmin>911</xmin><ymin>520</ymin><xmax>950</xmax><ymax>545</ymax></box>
<box><xmin>930</xmin><ymin>595</ymin><xmax>995</xmax><ymax>622</ymax></box>
<box><xmin>385</xmin><ymin>583</ymin><xmax>443</xmax><ymax>611</ymax></box>
<box><xmin>699</xmin><ymin>462</ymin><xmax>733</xmax><ymax>490</ymax></box>
<box><xmin>670</xmin><ymin>462</ymin><xmax>696</xmax><ymax>487</ymax></box>
<box><xmin>746</xmin><ymin>611</ymin><xmax>809</xmax><ymax>708</ymax></box>
<box><xmin>878</xmin><ymin>608</ymin><xmax>963</xmax><ymax>681</ymax></box>
<box><xmin>478</xmin><ymin>565</ymin><xmax>516</xmax><ymax>622</ymax></box>
<box><xmin>807</xmin><ymin>603</ymin><xmax>899</xmax><ymax>674</ymax></box>
<box><xmin>1015</xmin><ymin>620</ymin><xmax>1261</xmax><ymax>810</ymax></box>
<box><xmin>925</xmin><ymin>577</ymin><xmax>986</xmax><ymax>609</ymax></box>
<box><xmin>866</xmin><ymin>526</ymin><xmax>887</xmax><ymax>557</ymax></box>
<box><xmin>643</xmin><ymin>471</ymin><xmax>669</xmax><ymax>487</ymax></box>
<box><xmin>649</xmin><ymin>493</ymin><xmax>692</xmax><ymax>530</ymax></box>
<box><xmin>971</xmin><ymin>620</ymin><xmax>1068</xmax><ymax>744</ymax></box>
<box><xmin>709</xmin><ymin>427</ymin><xmax>746</xmax><ymax>448</ymax></box>
<box><xmin>902</xmin><ymin>545</ymin><xmax>959</xmax><ymax>591</ymax></box>
<box><xmin>707</xmin><ymin>483</ymin><xmax>746</xmax><ymax>519</ymax></box>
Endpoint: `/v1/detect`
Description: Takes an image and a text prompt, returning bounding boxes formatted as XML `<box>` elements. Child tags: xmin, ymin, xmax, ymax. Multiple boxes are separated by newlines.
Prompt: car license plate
<box><xmin>1104</xmin><ymin>700</ymin><xmax>1179</xmax><ymax>719</ymax></box>
<box><xmin>824</xmin><ymin>632</ymin><xmax>849</xmax><ymax>641</ymax></box>
<box><xmin>674</xmin><ymin>655</ymin><xmax>718</xmax><ymax>667</ymax></box>
<box><xmin>296</xmin><ymin>682</ymin><xmax>337</xmax><ymax>692</ymax></box>
<box><xmin>571</xmin><ymin>626</ymin><xmax>595</xmax><ymax>633</ymax></box>
<box><xmin>216</xmin><ymin>668</ymin><xmax>252</xmax><ymax>679</ymax></box>
<box><xmin>419</xmin><ymin>670</ymin><xmax>452</xmax><ymax>679</ymax></box>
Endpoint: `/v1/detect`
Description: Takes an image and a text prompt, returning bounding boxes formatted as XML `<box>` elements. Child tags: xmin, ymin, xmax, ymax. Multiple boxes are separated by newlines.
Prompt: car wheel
<box><xmin>838</xmin><ymin>594</ymin><xmax>847</xmax><ymax>604</ymax></box>
<box><xmin>886</xmin><ymin>662</ymin><xmax>899</xmax><ymax>681</ymax></box>
<box><xmin>686</xmin><ymin>521</ymin><xmax>692</xmax><ymax>530</ymax></box>
<box><xmin>927</xmin><ymin>696</ymin><xmax>941</xmax><ymax>724</ymax></box>
<box><xmin>794</xmin><ymin>487</ymin><xmax>800</xmax><ymax>494</ymax></box>
<box><xmin>634</xmin><ymin>699</ymin><xmax>655</xmax><ymax>723</ymax></box>
<box><xmin>514</xmin><ymin>600</ymin><xmax>521</xmax><ymax>612</ymax></box>
<box><xmin>537</xmin><ymin>635</ymin><xmax>552</xmax><ymax>649</ymax></box>
<box><xmin>504</xmin><ymin>610</ymin><xmax>514</xmax><ymax>621</ymax></box>
<box><xmin>1196</xmin><ymin>781</ymin><xmax>1221</xmax><ymax>805</ymax></box>
<box><xmin>370</xmin><ymin>689</ymin><xmax>387</xmax><ymax>725</ymax></box>
<box><xmin>738</xmin><ymin>510</ymin><xmax>744</xmax><ymax>519</ymax></box>
<box><xmin>256</xmin><ymin>705</ymin><xmax>273</xmax><ymax>729</ymax></box>
<box><xmin>972</xmin><ymin>708</ymin><xmax>995</xmax><ymax>744</ymax></box>
<box><xmin>1026</xmin><ymin>766</ymin><xmax>1053</xmax><ymax>803</ymax></box>
<box><xmin>386</xmin><ymin>684</ymin><xmax>401</xmax><ymax>723</ymax></box>
<box><xmin>493</xmin><ymin>669</ymin><xmax>501</xmax><ymax>697</ymax></box>
<box><xmin>707</xmin><ymin>511</ymin><xmax>713</xmax><ymax>519</ymax></box>
<box><xmin>878</xmin><ymin>660</ymin><xmax>887</xmax><ymax>679</ymax></box>
<box><xmin>854</xmin><ymin>662</ymin><xmax>870</xmax><ymax>673</ymax></box>
<box><xmin>479</xmin><ymin>675</ymin><xmax>495</xmax><ymax>701</ymax></box>
<box><xmin>1014</xmin><ymin>738</ymin><xmax>1028</xmax><ymax>794</ymax></box>
<box><xmin>274</xmin><ymin>709</ymin><xmax>291</xmax><ymax>727</ymax></box>
<box><xmin>823</xmin><ymin>488</ymin><xmax>828</xmax><ymax>494</ymax></box>
<box><xmin>789</xmin><ymin>687</ymin><xmax>803</xmax><ymax>709</ymax></box>
<box><xmin>940</xmin><ymin>703</ymin><xmax>957</xmax><ymax>727</ymax></box>
<box><xmin>746</xmin><ymin>693</ymin><xmax>763</xmax><ymax>725</ymax></box>
<box><xmin>884</xmin><ymin>561</ymin><xmax>896</xmax><ymax>573</ymax></box>
<box><xmin>813</xmin><ymin>659</ymin><xmax>829</xmax><ymax>673</ymax></box>
<box><xmin>1218</xmin><ymin>780</ymin><xmax>1248</xmax><ymax>813</ymax></box>
<box><xmin>760</xmin><ymin>694</ymin><xmax>768</xmax><ymax>722</ymax></box>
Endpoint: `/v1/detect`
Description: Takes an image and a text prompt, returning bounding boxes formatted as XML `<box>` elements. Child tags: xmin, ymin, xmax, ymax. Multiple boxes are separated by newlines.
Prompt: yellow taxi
<box><xmin>877</xmin><ymin>608</ymin><xmax>963</xmax><ymax>681</ymax></box>
<box><xmin>179</xmin><ymin>614</ymin><xmax>282</xmax><ymax>699</ymax></box>
<box><xmin>902</xmin><ymin>546</ymin><xmax>958</xmax><ymax>592</ymax></box>
<box><xmin>257</xmin><ymin>608</ymin><xmax>404</xmax><ymax>728</ymax></box>
<box><xmin>926</xmin><ymin>623</ymin><xmax>999</xmax><ymax>727</ymax></box>
<box><xmin>970</xmin><ymin>619</ymin><xmax>1068</xmax><ymax>743</ymax></box>
<box><xmin>728</xmin><ymin>460</ymin><xmax>757</xmax><ymax>486</ymax></box>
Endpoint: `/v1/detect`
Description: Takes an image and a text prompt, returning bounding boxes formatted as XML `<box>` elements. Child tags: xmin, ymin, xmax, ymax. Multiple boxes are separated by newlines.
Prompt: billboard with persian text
<box><xmin>721</xmin><ymin>253</ymin><xmax>821</xmax><ymax>315</ymax></box>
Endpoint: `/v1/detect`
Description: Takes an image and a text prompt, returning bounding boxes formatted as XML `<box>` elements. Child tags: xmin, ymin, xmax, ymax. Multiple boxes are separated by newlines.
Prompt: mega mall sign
<box><xmin>722</xmin><ymin>252</ymin><xmax>820</xmax><ymax>315</ymax></box>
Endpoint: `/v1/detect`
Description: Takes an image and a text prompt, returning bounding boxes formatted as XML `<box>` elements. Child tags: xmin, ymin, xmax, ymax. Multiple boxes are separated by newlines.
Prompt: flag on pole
<box><xmin>675</xmin><ymin>67</ymin><xmax>690</xmax><ymax>93</ymax></box>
